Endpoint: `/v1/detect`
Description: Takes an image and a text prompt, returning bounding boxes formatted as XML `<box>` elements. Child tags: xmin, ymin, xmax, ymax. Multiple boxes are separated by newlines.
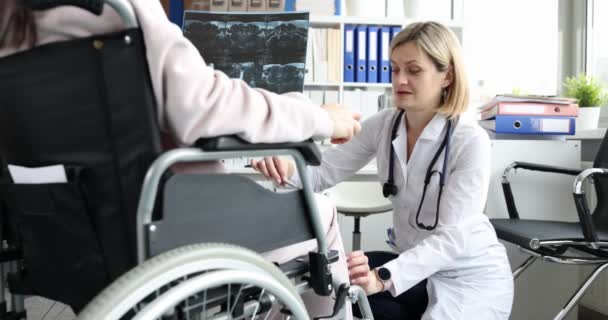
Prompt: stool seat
<box><xmin>327</xmin><ymin>182</ymin><xmax>393</xmax><ymax>251</ymax></box>
<box><xmin>329</xmin><ymin>182</ymin><xmax>393</xmax><ymax>214</ymax></box>
<box><xmin>337</xmin><ymin>204</ymin><xmax>393</xmax><ymax>216</ymax></box>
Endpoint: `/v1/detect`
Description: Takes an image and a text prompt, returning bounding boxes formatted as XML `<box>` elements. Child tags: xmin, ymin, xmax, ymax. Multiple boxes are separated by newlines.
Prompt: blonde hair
<box><xmin>390</xmin><ymin>21</ymin><xmax>469</xmax><ymax>118</ymax></box>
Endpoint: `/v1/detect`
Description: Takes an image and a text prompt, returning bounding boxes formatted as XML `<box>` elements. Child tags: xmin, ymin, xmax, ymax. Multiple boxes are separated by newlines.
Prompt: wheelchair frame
<box><xmin>79</xmin><ymin>147</ymin><xmax>373</xmax><ymax>320</ymax></box>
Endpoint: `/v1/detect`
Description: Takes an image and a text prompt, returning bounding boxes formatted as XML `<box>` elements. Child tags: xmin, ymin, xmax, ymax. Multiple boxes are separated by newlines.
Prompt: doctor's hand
<box><xmin>347</xmin><ymin>251</ymin><xmax>383</xmax><ymax>296</ymax></box>
<box><xmin>250</xmin><ymin>156</ymin><xmax>295</xmax><ymax>186</ymax></box>
<box><xmin>322</xmin><ymin>103</ymin><xmax>362</xmax><ymax>144</ymax></box>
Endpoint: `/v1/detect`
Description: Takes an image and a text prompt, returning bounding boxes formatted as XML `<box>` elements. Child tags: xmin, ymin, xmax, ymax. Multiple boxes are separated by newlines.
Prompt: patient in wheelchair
<box><xmin>0</xmin><ymin>0</ymin><xmax>361</xmax><ymax>318</ymax></box>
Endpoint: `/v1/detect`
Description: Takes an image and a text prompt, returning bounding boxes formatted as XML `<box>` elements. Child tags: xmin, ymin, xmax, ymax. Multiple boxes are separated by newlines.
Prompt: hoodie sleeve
<box><xmin>128</xmin><ymin>0</ymin><xmax>333</xmax><ymax>145</ymax></box>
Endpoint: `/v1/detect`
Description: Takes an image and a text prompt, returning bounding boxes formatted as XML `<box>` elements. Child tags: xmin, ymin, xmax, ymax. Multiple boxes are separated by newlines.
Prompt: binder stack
<box><xmin>344</xmin><ymin>24</ymin><xmax>401</xmax><ymax>84</ymax></box>
<box><xmin>307</xmin><ymin>27</ymin><xmax>341</xmax><ymax>83</ymax></box>
<box><xmin>479</xmin><ymin>94</ymin><xmax>579</xmax><ymax>137</ymax></box>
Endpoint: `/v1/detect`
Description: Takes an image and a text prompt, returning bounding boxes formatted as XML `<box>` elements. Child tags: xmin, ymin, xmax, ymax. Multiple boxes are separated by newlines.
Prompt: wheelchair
<box><xmin>0</xmin><ymin>0</ymin><xmax>373</xmax><ymax>319</ymax></box>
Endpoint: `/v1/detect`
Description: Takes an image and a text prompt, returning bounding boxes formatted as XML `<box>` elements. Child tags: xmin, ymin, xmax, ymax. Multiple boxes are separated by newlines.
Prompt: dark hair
<box><xmin>0</xmin><ymin>0</ymin><xmax>37</xmax><ymax>48</ymax></box>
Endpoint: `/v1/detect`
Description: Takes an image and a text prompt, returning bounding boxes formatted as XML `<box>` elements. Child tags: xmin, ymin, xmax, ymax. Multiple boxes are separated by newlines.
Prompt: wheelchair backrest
<box><xmin>151</xmin><ymin>172</ymin><xmax>316</xmax><ymax>257</ymax></box>
<box><xmin>0</xmin><ymin>27</ymin><xmax>162</xmax><ymax>309</ymax></box>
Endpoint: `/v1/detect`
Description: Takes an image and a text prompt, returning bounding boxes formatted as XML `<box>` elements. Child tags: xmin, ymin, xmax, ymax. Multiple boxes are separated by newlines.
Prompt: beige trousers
<box><xmin>263</xmin><ymin>194</ymin><xmax>352</xmax><ymax>320</ymax></box>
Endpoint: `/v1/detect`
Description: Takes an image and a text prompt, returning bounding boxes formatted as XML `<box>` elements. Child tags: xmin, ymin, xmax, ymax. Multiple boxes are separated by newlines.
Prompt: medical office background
<box><xmin>163</xmin><ymin>0</ymin><xmax>607</xmax><ymax>319</ymax></box>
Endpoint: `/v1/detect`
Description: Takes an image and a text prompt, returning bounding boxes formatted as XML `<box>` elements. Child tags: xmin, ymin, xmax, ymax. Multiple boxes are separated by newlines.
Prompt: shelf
<box><xmin>343</xmin><ymin>82</ymin><xmax>392</xmax><ymax>89</ymax></box>
<box><xmin>309</xmin><ymin>15</ymin><xmax>342</xmax><ymax>27</ymax></box>
<box><xmin>304</xmin><ymin>82</ymin><xmax>342</xmax><ymax>87</ymax></box>
<box><xmin>309</xmin><ymin>15</ymin><xmax>464</xmax><ymax>29</ymax></box>
<box><xmin>339</xmin><ymin>16</ymin><xmax>415</xmax><ymax>27</ymax></box>
<box><xmin>567</xmin><ymin>128</ymin><xmax>607</xmax><ymax>140</ymax></box>
<box><xmin>303</xmin><ymin>82</ymin><xmax>392</xmax><ymax>89</ymax></box>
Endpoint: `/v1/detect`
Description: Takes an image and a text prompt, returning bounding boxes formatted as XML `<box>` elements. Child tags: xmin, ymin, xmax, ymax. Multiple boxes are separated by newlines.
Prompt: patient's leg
<box><xmin>262</xmin><ymin>193</ymin><xmax>352</xmax><ymax>319</ymax></box>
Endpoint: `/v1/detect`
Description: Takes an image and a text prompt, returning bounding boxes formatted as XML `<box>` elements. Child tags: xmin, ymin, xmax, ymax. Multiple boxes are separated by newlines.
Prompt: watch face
<box><xmin>378</xmin><ymin>267</ymin><xmax>391</xmax><ymax>281</ymax></box>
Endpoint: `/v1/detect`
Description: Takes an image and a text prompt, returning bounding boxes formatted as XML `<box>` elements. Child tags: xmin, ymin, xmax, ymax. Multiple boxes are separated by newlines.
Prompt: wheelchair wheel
<box><xmin>78</xmin><ymin>243</ymin><xmax>308</xmax><ymax>320</ymax></box>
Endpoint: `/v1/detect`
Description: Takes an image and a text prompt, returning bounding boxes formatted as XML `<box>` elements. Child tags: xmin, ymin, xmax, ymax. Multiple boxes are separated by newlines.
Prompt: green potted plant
<box><xmin>564</xmin><ymin>74</ymin><xmax>608</xmax><ymax>130</ymax></box>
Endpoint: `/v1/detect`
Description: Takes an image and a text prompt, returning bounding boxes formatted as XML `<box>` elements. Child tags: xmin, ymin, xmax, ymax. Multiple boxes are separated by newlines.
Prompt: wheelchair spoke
<box><xmin>251</xmin><ymin>288</ymin><xmax>265</xmax><ymax>319</ymax></box>
<box><xmin>79</xmin><ymin>245</ymin><xmax>309</xmax><ymax>320</ymax></box>
<box><xmin>203</xmin><ymin>289</ymin><xmax>207</xmax><ymax>319</ymax></box>
<box><xmin>228</xmin><ymin>285</ymin><xmax>244</xmax><ymax>317</ymax></box>
<box><xmin>93</xmin><ymin>277</ymin><xmax>295</xmax><ymax>320</ymax></box>
<box><xmin>227</xmin><ymin>284</ymin><xmax>231</xmax><ymax>320</ymax></box>
<box><xmin>261</xmin><ymin>296</ymin><xmax>273</xmax><ymax>320</ymax></box>
<box><xmin>51</xmin><ymin>305</ymin><xmax>68</xmax><ymax>320</ymax></box>
<box><xmin>171</xmin><ymin>284</ymin><xmax>281</xmax><ymax>320</ymax></box>
<box><xmin>40</xmin><ymin>301</ymin><xmax>57</xmax><ymax>320</ymax></box>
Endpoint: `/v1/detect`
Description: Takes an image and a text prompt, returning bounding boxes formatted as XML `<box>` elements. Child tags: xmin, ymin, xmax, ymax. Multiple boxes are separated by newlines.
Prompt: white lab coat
<box><xmin>292</xmin><ymin>108</ymin><xmax>514</xmax><ymax>319</ymax></box>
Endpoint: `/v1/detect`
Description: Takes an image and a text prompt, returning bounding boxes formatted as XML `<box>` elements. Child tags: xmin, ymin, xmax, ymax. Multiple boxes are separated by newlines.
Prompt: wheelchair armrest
<box><xmin>22</xmin><ymin>0</ymin><xmax>104</xmax><ymax>15</ymax></box>
<box><xmin>573</xmin><ymin>168</ymin><xmax>608</xmax><ymax>247</ymax></box>
<box><xmin>196</xmin><ymin>135</ymin><xmax>322</xmax><ymax>166</ymax></box>
<box><xmin>501</xmin><ymin>161</ymin><xmax>583</xmax><ymax>219</ymax></box>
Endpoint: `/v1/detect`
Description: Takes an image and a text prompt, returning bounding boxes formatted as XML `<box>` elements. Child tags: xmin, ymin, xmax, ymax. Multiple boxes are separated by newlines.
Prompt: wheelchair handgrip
<box><xmin>197</xmin><ymin>135</ymin><xmax>322</xmax><ymax>166</ymax></box>
<box><xmin>20</xmin><ymin>0</ymin><xmax>104</xmax><ymax>15</ymax></box>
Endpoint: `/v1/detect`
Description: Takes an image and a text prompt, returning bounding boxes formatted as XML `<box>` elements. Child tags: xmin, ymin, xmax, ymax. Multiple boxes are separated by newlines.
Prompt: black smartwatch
<box><xmin>374</xmin><ymin>267</ymin><xmax>393</xmax><ymax>291</ymax></box>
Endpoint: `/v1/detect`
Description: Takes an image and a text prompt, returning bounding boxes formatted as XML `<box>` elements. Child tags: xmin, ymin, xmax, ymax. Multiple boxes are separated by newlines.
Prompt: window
<box><xmin>587</xmin><ymin>0</ymin><xmax>608</xmax><ymax>87</ymax></box>
<box><xmin>462</xmin><ymin>0</ymin><xmax>560</xmax><ymax>109</ymax></box>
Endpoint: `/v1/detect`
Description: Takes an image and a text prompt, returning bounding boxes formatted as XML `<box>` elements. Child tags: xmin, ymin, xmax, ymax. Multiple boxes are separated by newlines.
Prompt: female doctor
<box><xmin>251</xmin><ymin>21</ymin><xmax>513</xmax><ymax>319</ymax></box>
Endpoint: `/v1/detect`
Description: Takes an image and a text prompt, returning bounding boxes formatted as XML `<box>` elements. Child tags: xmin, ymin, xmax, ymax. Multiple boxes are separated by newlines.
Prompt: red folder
<box><xmin>480</xmin><ymin>102</ymin><xmax>579</xmax><ymax>120</ymax></box>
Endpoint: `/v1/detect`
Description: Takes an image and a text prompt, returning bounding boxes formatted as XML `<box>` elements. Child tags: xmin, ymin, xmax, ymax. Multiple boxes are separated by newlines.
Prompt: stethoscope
<box><xmin>382</xmin><ymin>110</ymin><xmax>454</xmax><ymax>231</ymax></box>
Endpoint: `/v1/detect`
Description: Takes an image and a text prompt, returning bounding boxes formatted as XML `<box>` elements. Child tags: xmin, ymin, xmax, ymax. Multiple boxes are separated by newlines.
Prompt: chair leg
<box><xmin>0</xmin><ymin>262</ymin><xmax>6</xmax><ymax>311</ymax></box>
<box><xmin>353</xmin><ymin>217</ymin><xmax>361</xmax><ymax>252</ymax></box>
<box><xmin>513</xmin><ymin>256</ymin><xmax>537</xmax><ymax>280</ymax></box>
<box><xmin>8</xmin><ymin>261</ymin><xmax>25</xmax><ymax>318</ymax></box>
<box><xmin>553</xmin><ymin>262</ymin><xmax>608</xmax><ymax>320</ymax></box>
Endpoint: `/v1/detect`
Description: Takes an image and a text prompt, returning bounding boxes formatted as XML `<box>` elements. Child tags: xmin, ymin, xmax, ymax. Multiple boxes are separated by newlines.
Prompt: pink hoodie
<box><xmin>0</xmin><ymin>0</ymin><xmax>333</xmax><ymax>145</ymax></box>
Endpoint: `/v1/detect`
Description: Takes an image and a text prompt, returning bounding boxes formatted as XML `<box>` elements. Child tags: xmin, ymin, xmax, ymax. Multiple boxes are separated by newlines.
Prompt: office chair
<box><xmin>328</xmin><ymin>181</ymin><xmax>393</xmax><ymax>251</ymax></box>
<box><xmin>490</xmin><ymin>130</ymin><xmax>608</xmax><ymax>320</ymax></box>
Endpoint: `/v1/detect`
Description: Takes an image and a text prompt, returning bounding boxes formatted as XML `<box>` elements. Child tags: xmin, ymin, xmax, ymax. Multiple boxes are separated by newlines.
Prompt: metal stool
<box><xmin>328</xmin><ymin>182</ymin><xmax>393</xmax><ymax>251</ymax></box>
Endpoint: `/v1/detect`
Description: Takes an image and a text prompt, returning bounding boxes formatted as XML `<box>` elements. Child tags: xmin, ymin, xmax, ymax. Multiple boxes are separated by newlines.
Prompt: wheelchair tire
<box><xmin>78</xmin><ymin>243</ymin><xmax>308</xmax><ymax>320</ymax></box>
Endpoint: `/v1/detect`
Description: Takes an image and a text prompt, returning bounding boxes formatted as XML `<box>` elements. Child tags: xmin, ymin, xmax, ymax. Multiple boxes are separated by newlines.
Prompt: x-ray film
<box><xmin>183</xmin><ymin>11</ymin><xmax>309</xmax><ymax>94</ymax></box>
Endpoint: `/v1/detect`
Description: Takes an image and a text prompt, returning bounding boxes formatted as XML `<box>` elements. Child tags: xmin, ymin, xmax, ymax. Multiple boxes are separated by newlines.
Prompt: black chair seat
<box><xmin>491</xmin><ymin>219</ymin><xmax>608</xmax><ymax>251</ymax></box>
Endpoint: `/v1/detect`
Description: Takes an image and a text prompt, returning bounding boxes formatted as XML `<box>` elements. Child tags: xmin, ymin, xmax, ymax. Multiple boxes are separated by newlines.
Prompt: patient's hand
<box><xmin>347</xmin><ymin>251</ymin><xmax>383</xmax><ymax>296</ymax></box>
<box><xmin>322</xmin><ymin>103</ymin><xmax>361</xmax><ymax>144</ymax></box>
<box><xmin>250</xmin><ymin>156</ymin><xmax>295</xmax><ymax>186</ymax></box>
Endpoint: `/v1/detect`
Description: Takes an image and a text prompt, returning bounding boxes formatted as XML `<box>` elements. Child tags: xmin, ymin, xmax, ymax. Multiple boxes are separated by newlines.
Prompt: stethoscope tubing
<box><xmin>384</xmin><ymin>110</ymin><xmax>454</xmax><ymax>231</ymax></box>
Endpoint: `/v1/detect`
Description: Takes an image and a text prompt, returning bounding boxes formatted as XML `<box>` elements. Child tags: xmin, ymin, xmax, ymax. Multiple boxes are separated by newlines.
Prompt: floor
<box><xmin>19</xmin><ymin>297</ymin><xmax>608</xmax><ymax>319</ymax></box>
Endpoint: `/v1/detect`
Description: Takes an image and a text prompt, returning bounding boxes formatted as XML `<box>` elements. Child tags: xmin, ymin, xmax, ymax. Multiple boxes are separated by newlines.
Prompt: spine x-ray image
<box><xmin>183</xmin><ymin>11</ymin><xmax>309</xmax><ymax>94</ymax></box>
